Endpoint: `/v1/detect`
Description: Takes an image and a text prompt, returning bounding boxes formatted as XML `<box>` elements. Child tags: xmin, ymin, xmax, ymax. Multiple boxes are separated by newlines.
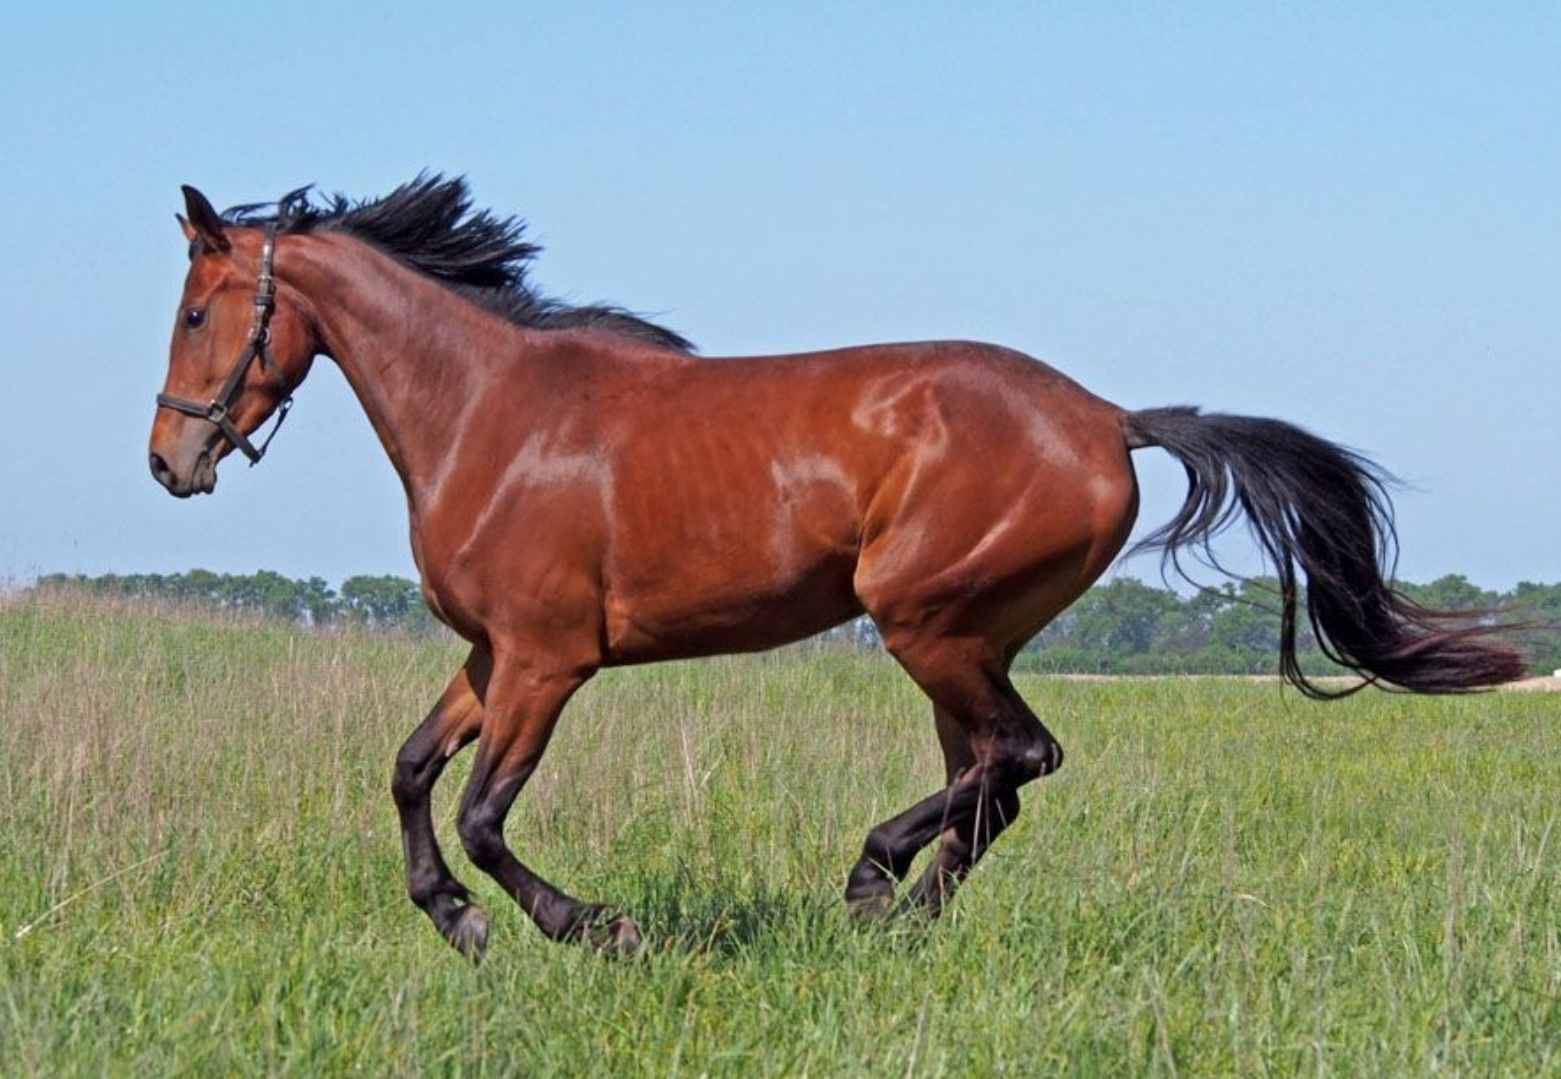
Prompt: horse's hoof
<box><xmin>845</xmin><ymin>890</ymin><xmax>895</xmax><ymax>920</ymax></box>
<box><xmin>579</xmin><ymin>913</ymin><xmax>643</xmax><ymax>957</ymax></box>
<box><xmin>446</xmin><ymin>904</ymin><xmax>490</xmax><ymax>962</ymax></box>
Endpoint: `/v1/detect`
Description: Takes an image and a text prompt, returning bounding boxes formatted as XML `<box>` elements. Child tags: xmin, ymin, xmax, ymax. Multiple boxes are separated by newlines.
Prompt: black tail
<box><xmin>1123</xmin><ymin>406</ymin><xmax>1526</xmax><ymax>697</ymax></box>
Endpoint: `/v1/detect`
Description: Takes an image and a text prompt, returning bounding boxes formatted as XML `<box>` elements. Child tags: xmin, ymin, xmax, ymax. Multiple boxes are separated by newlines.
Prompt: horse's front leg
<box><xmin>391</xmin><ymin>649</ymin><xmax>488</xmax><ymax>956</ymax></box>
<box><xmin>454</xmin><ymin>656</ymin><xmax>639</xmax><ymax>956</ymax></box>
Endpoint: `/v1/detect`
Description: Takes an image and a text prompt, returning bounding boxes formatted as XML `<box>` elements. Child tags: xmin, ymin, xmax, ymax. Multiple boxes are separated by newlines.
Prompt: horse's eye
<box><xmin>183</xmin><ymin>307</ymin><xmax>206</xmax><ymax>330</ymax></box>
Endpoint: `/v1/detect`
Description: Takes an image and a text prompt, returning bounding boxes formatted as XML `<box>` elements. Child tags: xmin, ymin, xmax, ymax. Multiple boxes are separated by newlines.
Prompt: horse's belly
<box><xmin>600</xmin><ymin>548</ymin><xmax>862</xmax><ymax>664</ymax></box>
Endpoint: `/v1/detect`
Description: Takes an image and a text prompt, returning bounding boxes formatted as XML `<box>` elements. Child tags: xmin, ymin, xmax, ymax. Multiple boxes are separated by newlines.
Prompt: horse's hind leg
<box><xmin>844</xmin><ymin>638</ymin><xmax>1059</xmax><ymax>916</ymax></box>
<box><xmin>901</xmin><ymin>690</ymin><xmax>1033</xmax><ymax>916</ymax></box>
<box><xmin>391</xmin><ymin>649</ymin><xmax>487</xmax><ymax>956</ymax></box>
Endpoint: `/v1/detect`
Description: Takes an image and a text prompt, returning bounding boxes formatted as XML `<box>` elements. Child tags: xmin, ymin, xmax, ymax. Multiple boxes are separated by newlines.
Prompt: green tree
<box><xmin>340</xmin><ymin>575</ymin><xmax>433</xmax><ymax>633</ymax></box>
<box><xmin>1207</xmin><ymin>593</ymin><xmax>1283</xmax><ymax>671</ymax></box>
<box><xmin>297</xmin><ymin>576</ymin><xmax>340</xmax><ymax>626</ymax></box>
<box><xmin>1032</xmin><ymin>577</ymin><xmax>1186</xmax><ymax>672</ymax></box>
<box><xmin>1502</xmin><ymin>581</ymin><xmax>1561</xmax><ymax>674</ymax></box>
<box><xmin>1396</xmin><ymin>574</ymin><xmax>1496</xmax><ymax>612</ymax></box>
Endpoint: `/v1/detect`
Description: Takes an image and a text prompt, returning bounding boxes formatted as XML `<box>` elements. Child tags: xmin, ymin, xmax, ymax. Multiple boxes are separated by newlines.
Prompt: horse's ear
<box><xmin>180</xmin><ymin>185</ymin><xmax>230</xmax><ymax>254</ymax></box>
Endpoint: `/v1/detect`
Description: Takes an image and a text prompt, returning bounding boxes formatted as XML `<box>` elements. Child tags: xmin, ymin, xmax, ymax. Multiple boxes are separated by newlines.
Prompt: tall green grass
<box><xmin>3</xmin><ymin>592</ymin><xmax>1560</xmax><ymax>1077</ymax></box>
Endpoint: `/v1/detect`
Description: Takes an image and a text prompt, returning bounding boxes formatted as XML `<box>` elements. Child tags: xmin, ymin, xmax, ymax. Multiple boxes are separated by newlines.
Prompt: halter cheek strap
<box><xmin>156</xmin><ymin>210</ymin><xmax>295</xmax><ymax>465</ymax></box>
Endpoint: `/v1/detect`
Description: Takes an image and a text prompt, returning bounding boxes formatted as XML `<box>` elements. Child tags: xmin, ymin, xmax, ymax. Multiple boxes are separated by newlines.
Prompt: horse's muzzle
<box><xmin>149</xmin><ymin>447</ymin><xmax>218</xmax><ymax>498</ymax></box>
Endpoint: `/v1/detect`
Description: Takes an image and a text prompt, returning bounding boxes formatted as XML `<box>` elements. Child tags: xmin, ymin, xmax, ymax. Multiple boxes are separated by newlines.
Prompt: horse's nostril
<box><xmin>149</xmin><ymin>452</ymin><xmax>172</xmax><ymax>481</ymax></box>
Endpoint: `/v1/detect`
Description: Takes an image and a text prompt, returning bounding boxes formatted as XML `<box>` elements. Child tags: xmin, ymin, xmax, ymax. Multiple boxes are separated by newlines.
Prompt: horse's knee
<box><xmin>390</xmin><ymin>753</ymin><xmax>431</xmax><ymax>809</ymax></box>
<box><xmin>457</xmin><ymin>804</ymin><xmax>506</xmax><ymax>870</ymax></box>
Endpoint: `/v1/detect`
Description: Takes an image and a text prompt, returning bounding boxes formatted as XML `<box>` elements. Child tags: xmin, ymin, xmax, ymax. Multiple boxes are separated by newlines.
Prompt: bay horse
<box><xmin>148</xmin><ymin>176</ymin><xmax>1524</xmax><ymax>959</ymax></box>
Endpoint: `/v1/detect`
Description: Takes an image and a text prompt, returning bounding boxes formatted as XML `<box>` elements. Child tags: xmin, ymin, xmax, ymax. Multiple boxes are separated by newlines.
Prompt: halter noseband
<box><xmin>156</xmin><ymin>202</ymin><xmax>295</xmax><ymax>465</ymax></box>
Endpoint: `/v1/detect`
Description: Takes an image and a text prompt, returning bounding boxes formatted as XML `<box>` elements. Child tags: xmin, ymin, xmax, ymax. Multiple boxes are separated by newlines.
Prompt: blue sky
<box><xmin>1</xmin><ymin>3</ymin><xmax>1556</xmax><ymax>589</ymax></box>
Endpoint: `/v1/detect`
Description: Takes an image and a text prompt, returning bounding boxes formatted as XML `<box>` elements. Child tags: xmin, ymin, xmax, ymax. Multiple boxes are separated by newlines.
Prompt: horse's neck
<box><xmin>284</xmin><ymin>234</ymin><xmax>544</xmax><ymax>507</ymax></box>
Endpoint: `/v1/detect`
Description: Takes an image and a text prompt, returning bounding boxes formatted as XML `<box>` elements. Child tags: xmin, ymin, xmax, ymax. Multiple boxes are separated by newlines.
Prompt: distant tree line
<box><xmin>32</xmin><ymin>570</ymin><xmax>1561</xmax><ymax>674</ymax></box>
<box><xmin>35</xmin><ymin>570</ymin><xmax>440</xmax><ymax>635</ymax></box>
<box><xmin>1017</xmin><ymin>575</ymin><xmax>1561</xmax><ymax>677</ymax></box>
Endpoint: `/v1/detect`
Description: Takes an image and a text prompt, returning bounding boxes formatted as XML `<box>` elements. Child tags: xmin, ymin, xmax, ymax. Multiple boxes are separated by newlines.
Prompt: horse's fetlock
<box><xmin>860</xmin><ymin>824</ymin><xmax>914</xmax><ymax>880</ymax></box>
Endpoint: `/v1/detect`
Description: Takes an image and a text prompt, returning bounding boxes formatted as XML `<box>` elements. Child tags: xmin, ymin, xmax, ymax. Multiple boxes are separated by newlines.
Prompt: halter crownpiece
<box><xmin>155</xmin><ymin>192</ymin><xmax>299</xmax><ymax>465</ymax></box>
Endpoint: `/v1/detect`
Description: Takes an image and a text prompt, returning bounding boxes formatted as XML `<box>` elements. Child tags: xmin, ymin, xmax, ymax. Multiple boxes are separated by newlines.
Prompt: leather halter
<box><xmin>156</xmin><ymin>210</ymin><xmax>294</xmax><ymax>465</ymax></box>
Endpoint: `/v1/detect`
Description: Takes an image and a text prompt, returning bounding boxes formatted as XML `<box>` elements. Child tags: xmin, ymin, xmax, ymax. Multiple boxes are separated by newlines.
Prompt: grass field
<box><xmin>3</xmin><ymin>592</ymin><xmax>1560</xmax><ymax>1078</ymax></box>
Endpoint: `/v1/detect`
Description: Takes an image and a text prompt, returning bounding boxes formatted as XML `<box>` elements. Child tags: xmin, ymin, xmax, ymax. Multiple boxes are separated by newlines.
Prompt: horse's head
<box><xmin>149</xmin><ymin>185</ymin><xmax>316</xmax><ymax>497</ymax></box>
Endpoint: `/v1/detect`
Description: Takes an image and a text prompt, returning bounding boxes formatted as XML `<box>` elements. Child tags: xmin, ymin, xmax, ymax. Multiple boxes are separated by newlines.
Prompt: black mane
<box><xmin>222</xmin><ymin>174</ymin><xmax>694</xmax><ymax>353</ymax></box>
